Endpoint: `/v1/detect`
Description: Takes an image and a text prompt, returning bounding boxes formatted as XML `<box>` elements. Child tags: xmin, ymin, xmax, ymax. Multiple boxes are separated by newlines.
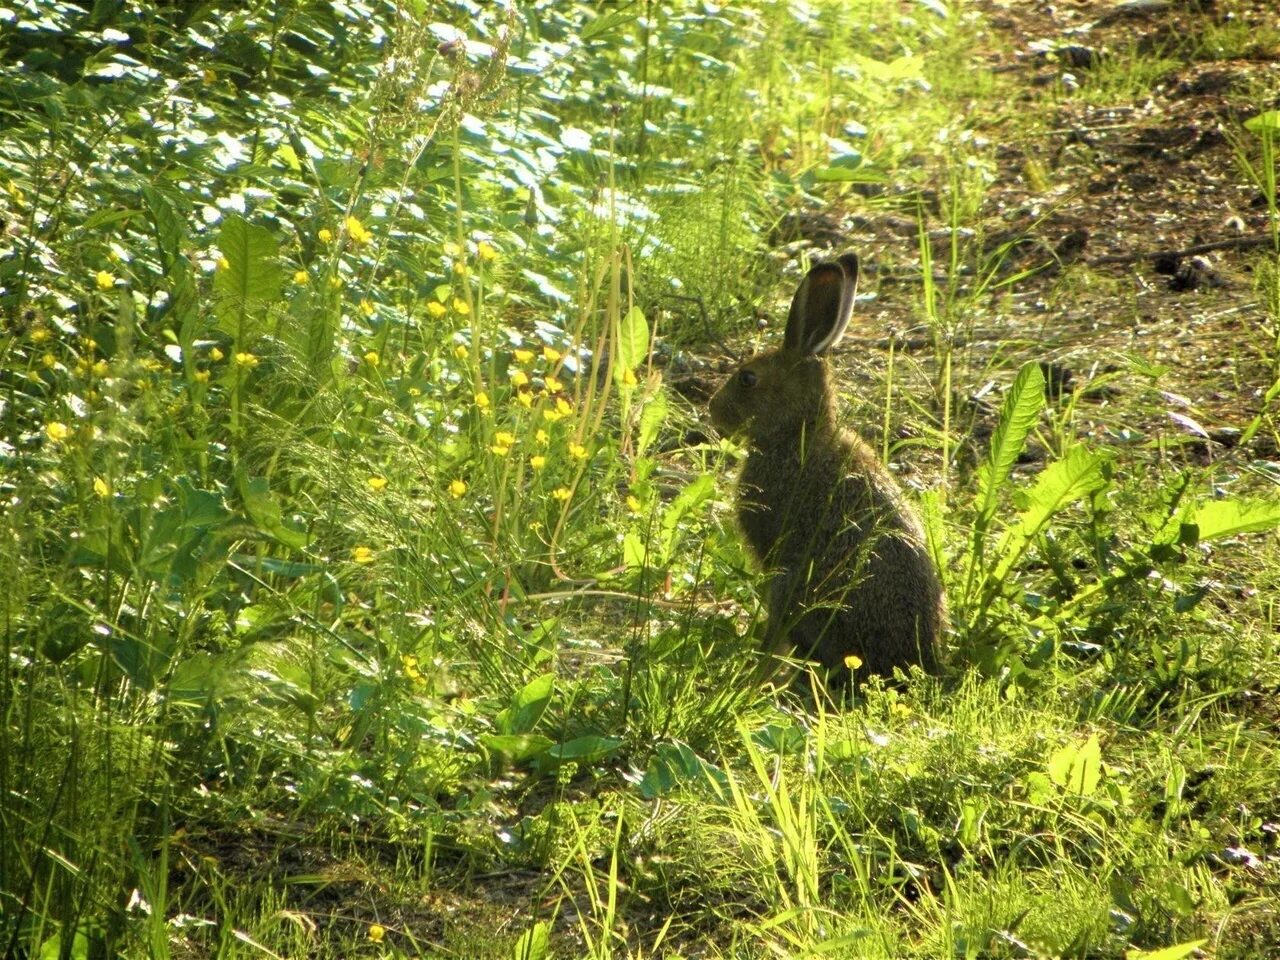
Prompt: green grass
<box><xmin>3</xmin><ymin>1</ymin><xmax>1280</xmax><ymax>957</ymax></box>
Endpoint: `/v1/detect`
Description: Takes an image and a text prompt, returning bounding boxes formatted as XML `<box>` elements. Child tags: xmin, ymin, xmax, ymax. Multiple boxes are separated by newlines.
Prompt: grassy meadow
<box><xmin>2</xmin><ymin>1</ymin><xmax>1279</xmax><ymax>957</ymax></box>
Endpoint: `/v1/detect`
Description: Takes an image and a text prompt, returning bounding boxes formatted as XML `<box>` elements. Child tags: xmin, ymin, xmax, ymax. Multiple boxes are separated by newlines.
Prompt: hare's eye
<box><xmin>737</xmin><ymin>369</ymin><xmax>758</xmax><ymax>388</ymax></box>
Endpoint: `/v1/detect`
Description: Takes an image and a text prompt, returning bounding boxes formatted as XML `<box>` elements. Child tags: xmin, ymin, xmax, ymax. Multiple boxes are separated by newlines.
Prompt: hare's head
<box><xmin>709</xmin><ymin>253</ymin><xmax>859</xmax><ymax>446</ymax></box>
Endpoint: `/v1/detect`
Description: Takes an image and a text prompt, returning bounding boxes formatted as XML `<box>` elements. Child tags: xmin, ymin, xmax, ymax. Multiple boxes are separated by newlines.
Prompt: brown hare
<box><xmin>709</xmin><ymin>252</ymin><xmax>943</xmax><ymax>686</ymax></box>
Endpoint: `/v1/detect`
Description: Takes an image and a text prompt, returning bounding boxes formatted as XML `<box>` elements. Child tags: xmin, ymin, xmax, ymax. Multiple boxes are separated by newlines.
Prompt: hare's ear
<box><xmin>783</xmin><ymin>252</ymin><xmax>859</xmax><ymax>356</ymax></box>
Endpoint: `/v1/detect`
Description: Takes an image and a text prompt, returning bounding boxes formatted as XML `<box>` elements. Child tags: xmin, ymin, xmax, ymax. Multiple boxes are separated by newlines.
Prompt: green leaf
<box><xmin>1244</xmin><ymin>110</ymin><xmax>1280</xmax><ymax>135</ymax></box>
<box><xmin>479</xmin><ymin>734</ymin><xmax>554</xmax><ymax>763</ymax></box>
<box><xmin>976</xmin><ymin>361</ymin><xmax>1045</xmax><ymax>529</ymax></box>
<box><xmin>496</xmin><ymin>673</ymin><xmax>554</xmax><ymax>735</ymax></box>
<box><xmin>580</xmin><ymin>8</ymin><xmax>637</xmax><ymax>41</ymax></box>
<box><xmin>238</xmin><ymin>474</ymin><xmax>308</xmax><ymax>550</ymax></box>
<box><xmin>659</xmin><ymin>472</ymin><xmax>715</xmax><ymax>561</ymax></box>
<box><xmin>1125</xmin><ymin>939</ymin><xmax>1207</xmax><ymax>960</ymax></box>
<box><xmin>992</xmin><ymin>446</ymin><xmax>1107</xmax><ymax>581</ymax></box>
<box><xmin>1047</xmin><ymin>735</ymin><xmax>1102</xmax><ymax>796</ymax></box>
<box><xmin>614</xmin><ymin>305</ymin><xmax>649</xmax><ymax>384</ymax></box>
<box><xmin>143</xmin><ymin>186</ymin><xmax>200</xmax><ymax>350</ymax></box>
<box><xmin>1180</xmin><ymin>498</ymin><xmax>1280</xmax><ymax>543</ymax></box>
<box><xmin>511</xmin><ymin>920</ymin><xmax>551</xmax><ymax>960</ymax></box>
<box><xmin>213</xmin><ymin>215</ymin><xmax>283</xmax><ymax>341</ymax></box>
<box><xmin>543</xmin><ymin>735</ymin><xmax>623</xmax><ymax>764</ymax></box>
<box><xmin>637</xmin><ymin>389</ymin><xmax>669</xmax><ymax>456</ymax></box>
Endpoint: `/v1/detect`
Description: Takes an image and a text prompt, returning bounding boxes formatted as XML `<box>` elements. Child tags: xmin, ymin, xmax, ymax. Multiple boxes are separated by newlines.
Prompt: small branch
<box><xmin>1089</xmin><ymin>233</ymin><xmax>1277</xmax><ymax>266</ymax></box>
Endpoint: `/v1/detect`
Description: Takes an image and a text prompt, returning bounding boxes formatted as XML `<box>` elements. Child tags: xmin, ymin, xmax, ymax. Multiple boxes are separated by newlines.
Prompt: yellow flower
<box><xmin>367</xmin><ymin>475</ymin><xmax>388</xmax><ymax>492</ymax></box>
<box><xmin>45</xmin><ymin>422</ymin><xmax>69</xmax><ymax>442</ymax></box>
<box><xmin>209</xmin><ymin>347</ymin><xmax>225</xmax><ymax>362</ymax></box>
<box><xmin>530</xmin><ymin>455</ymin><xmax>546</xmax><ymax>470</ymax></box>
<box><xmin>368</xmin><ymin>924</ymin><xmax>386</xmax><ymax>944</ymax></box>
<box><xmin>569</xmin><ymin>442</ymin><xmax>587</xmax><ymax>460</ymax></box>
<box><xmin>621</xmin><ymin>367</ymin><xmax>638</xmax><ymax>386</ymax></box>
<box><xmin>890</xmin><ymin>702</ymin><xmax>913</xmax><ymax>718</ymax></box>
<box><xmin>552</xmin><ymin>486</ymin><xmax>572</xmax><ymax>502</ymax></box>
<box><xmin>328</xmin><ymin>275</ymin><xmax>343</xmax><ymax>290</ymax></box>
<box><xmin>345</xmin><ymin>215</ymin><xmax>372</xmax><ymax>245</ymax></box>
<box><xmin>293</xmin><ymin>270</ymin><xmax>308</xmax><ymax>284</ymax></box>
<box><xmin>234</xmin><ymin>352</ymin><xmax>259</xmax><ymax>368</ymax></box>
<box><xmin>449</xmin><ymin>479</ymin><xmax>467</xmax><ymax>498</ymax></box>
<box><xmin>193</xmin><ymin>369</ymin><xmax>211</xmax><ymax>383</ymax></box>
<box><xmin>359</xmin><ymin>298</ymin><xmax>376</xmax><ymax>317</ymax></box>
<box><xmin>555</xmin><ymin>397</ymin><xmax>572</xmax><ymax>416</ymax></box>
<box><xmin>140</xmin><ymin>357</ymin><xmax>163</xmax><ymax>372</ymax></box>
<box><xmin>81</xmin><ymin>337</ymin><xmax>97</xmax><ymax>351</ymax></box>
<box><xmin>452</xmin><ymin>298</ymin><xmax>470</xmax><ymax>316</ymax></box>
<box><xmin>363</xmin><ymin>351</ymin><xmax>380</xmax><ymax>367</ymax></box>
<box><xmin>201</xmin><ymin>68</ymin><xmax>217</xmax><ymax>84</ymax></box>
<box><xmin>74</xmin><ymin>360</ymin><xmax>89</xmax><ymax>377</ymax></box>
<box><xmin>542</xmin><ymin>407</ymin><xmax>564</xmax><ymax>423</ymax></box>
<box><xmin>543</xmin><ymin>376</ymin><xmax>563</xmax><ymax>394</ymax></box>
<box><xmin>31</xmin><ymin>327</ymin><xmax>50</xmax><ymax>343</ymax></box>
<box><xmin>515</xmin><ymin>390</ymin><xmax>532</xmax><ymax>409</ymax></box>
<box><xmin>535</xmin><ymin>429</ymin><xmax>549</xmax><ymax>444</ymax></box>
<box><xmin>543</xmin><ymin>345</ymin><xmax>562</xmax><ymax>363</ymax></box>
<box><xmin>352</xmin><ymin>546</ymin><xmax>375</xmax><ymax>564</ymax></box>
<box><xmin>495</xmin><ymin>431</ymin><xmax>516</xmax><ymax>447</ymax></box>
<box><xmin>427</xmin><ymin>301</ymin><xmax>448</xmax><ymax>319</ymax></box>
<box><xmin>41</xmin><ymin>353</ymin><xmax>56</xmax><ymax>368</ymax></box>
<box><xmin>318</xmin><ymin>228</ymin><xmax>333</xmax><ymax>243</ymax></box>
<box><xmin>453</xmin><ymin>261</ymin><xmax>470</xmax><ymax>277</ymax></box>
<box><xmin>510</xmin><ymin>369</ymin><xmax>529</xmax><ymax>388</ymax></box>
<box><xmin>93</xmin><ymin>477</ymin><xmax>110</xmax><ymax>498</ymax></box>
<box><xmin>453</xmin><ymin>344</ymin><xmax>468</xmax><ymax>360</ymax></box>
<box><xmin>626</xmin><ymin>494</ymin><xmax>642</xmax><ymax>514</ymax></box>
<box><xmin>216</xmin><ymin>256</ymin><xmax>230</xmax><ymax>271</ymax></box>
<box><xmin>91</xmin><ymin>360</ymin><xmax>109</xmax><ymax>378</ymax></box>
<box><xmin>843</xmin><ymin>654</ymin><xmax>863</xmax><ymax>672</ymax></box>
<box><xmin>514</xmin><ymin>349</ymin><xmax>534</xmax><ymax>364</ymax></box>
<box><xmin>95</xmin><ymin>271</ymin><xmax>115</xmax><ymax>291</ymax></box>
<box><xmin>474</xmin><ymin>392</ymin><xmax>490</xmax><ymax>410</ymax></box>
<box><xmin>442</xmin><ymin>241</ymin><xmax>462</xmax><ymax>257</ymax></box>
<box><xmin>408</xmin><ymin>386</ymin><xmax>421</xmax><ymax>397</ymax></box>
<box><xmin>477</xmin><ymin>240</ymin><xmax>497</xmax><ymax>262</ymax></box>
<box><xmin>489</xmin><ymin>443</ymin><xmax>511</xmax><ymax>457</ymax></box>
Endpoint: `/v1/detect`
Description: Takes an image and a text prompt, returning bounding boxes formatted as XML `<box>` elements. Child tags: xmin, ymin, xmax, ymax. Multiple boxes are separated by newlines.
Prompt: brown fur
<box><xmin>709</xmin><ymin>254</ymin><xmax>944</xmax><ymax>685</ymax></box>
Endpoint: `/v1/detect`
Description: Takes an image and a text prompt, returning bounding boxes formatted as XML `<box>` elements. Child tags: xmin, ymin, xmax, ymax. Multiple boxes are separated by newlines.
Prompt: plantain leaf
<box><xmin>614</xmin><ymin>305</ymin><xmax>649</xmax><ymax>383</ymax></box>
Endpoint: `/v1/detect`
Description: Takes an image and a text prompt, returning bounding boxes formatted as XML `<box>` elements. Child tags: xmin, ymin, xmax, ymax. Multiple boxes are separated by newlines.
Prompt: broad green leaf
<box><xmin>1244</xmin><ymin>110</ymin><xmax>1280</xmax><ymax>135</ymax></box>
<box><xmin>479</xmin><ymin>734</ymin><xmax>554</xmax><ymax>764</ymax></box>
<box><xmin>1047</xmin><ymin>735</ymin><xmax>1102</xmax><ymax>796</ymax></box>
<box><xmin>976</xmin><ymin>361</ymin><xmax>1045</xmax><ymax>528</ymax></box>
<box><xmin>213</xmin><ymin>215</ymin><xmax>282</xmax><ymax>341</ymax></box>
<box><xmin>637</xmin><ymin>389</ymin><xmax>669</xmax><ymax>456</ymax></box>
<box><xmin>543</xmin><ymin>735</ymin><xmax>623</xmax><ymax>764</ymax></box>
<box><xmin>1180</xmin><ymin>498</ymin><xmax>1280</xmax><ymax>544</ymax></box>
<box><xmin>496</xmin><ymin>673</ymin><xmax>554</xmax><ymax>735</ymax></box>
<box><xmin>143</xmin><ymin>186</ymin><xmax>200</xmax><ymax>349</ymax></box>
<box><xmin>992</xmin><ymin>446</ymin><xmax>1107</xmax><ymax>581</ymax></box>
<box><xmin>238</xmin><ymin>474</ymin><xmax>308</xmax><ymax>550</ymax></box>
<box><xmin>511</xmin><ymin>921</ymin><xmax>551</xmax><ymax>960</ymax></box>
<box><xmin>580</xmin><ymin>8</ymin><xmax>636</xmax><ymax>41</ymax></box>
<box><xmin>659</xmin><ymin>472</ymin><xmax>716</xmax><ymax>560</ymax></box>
<box><xmin>622</xmin><ymin>529</ymin><xmax>647</xmax><ymax>570</ymax></box>
<box><xmin>614</xmin><ymin>305</ymin><xmax>649</xmax><ymax>383</ymax></box>
<box><xmin>1125</xmin><ymin>939</ymin><xmax>1207</xmax><ymax>960</ymax></box>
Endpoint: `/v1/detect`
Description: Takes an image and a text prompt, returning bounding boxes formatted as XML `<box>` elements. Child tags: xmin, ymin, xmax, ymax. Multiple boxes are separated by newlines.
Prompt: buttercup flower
<box><xmin>552</xmin><ymin>486</ymin><xmax>572</xmax><ymax>501</ymax></box>
<box><xmin>352</xmin><ymin>546</ymin><xmax>375</xmax><ymax>564</ymax></box>
<box><xmin>514</xmin><ymin>349</ymin><xmax>534</xmax><ymax>364</ymax></box>
<box><xmin>543</xmin><ymin>376</ymin><xmax>563</xmax><ymax>394</ymax></box>
<box><xmin>234</xmin><ymin>352</ymin><xmax>259</xmax><ymax>368</ymax></box>
<box><xmin>474</xmin><ymin>392</ymin><xmax>490</xmax><ymax>411</ymax></box>
<box><xmin>294</xmin><ymin>270</ymin><xmax>308</xmax><ymax>284</ymax></box>
<box><xmin>449</xmin><ymin>479</ymin><xmax>467</xmax><ymax>498</ymax></box>
<box><xmin>543</xmin><ymin>345</ymin><xmax>562</xmax><ymax>363</ymax></box>
<box><xmin>367</xmin><ymin>476</ymin><xmax>388</xmax><ymax>492</ymax></box>
<box><xmin>510</xmin><ymin>369</ymin><xmax>529</xmax><ymax>388</ymax></box>
<box><xmin>318</xmin><ymin>228</ymin><xmax>333</xmax><ymax>243</ymax></box>
<box><xmin>45</xmin><ymin>422</ymin><xmax>69</xmax><ymax>442</ymax></box>
<box><xmin>453</xmin><ymin>344</ymin><xmax>468</xmax><ymax>360</ymax></box>
<box><xmin>95</xmin><ymin>271</ymin><xmax>115</xmax><ymax>291</ymax></box>
<box><xmin>452</xmin><ymin>298</ymin><xmax>470</xmax><ymax>316</ymax></box>
<box><xmin>93</xmin><ymin>477</ymin><xmax>111</xmax><ymax>498</ymax></box>
<box><xmin>427</xmin><ymin>301</ymin><xmax>447</xmax><ymax>319</ymax></box>
<box><xmin>530</xmin><ymin>455</ymin><xmax>546</xmax><ymax>470</ymax></box>
<box><xmin>569</xmin><ymin>442</ymin><xmax>588</xmax><ymax>460</ymax></box>
<box><xmin>359</xmin><ymin>298</ymin><xmax>376</xmax><ymax>317</ymax></box>
<box><xmin>364</xmin><ymin>351</ymin><xmax>380</xmax><ymax>367</ymax></box>
<box><xmin>477</xmin><ymin>241</ymin><xmax>497</xmax><ymax>262</ymax></box>
<box><xmin>345</xmin><ymin>215</ymin><xmax>372</xmax><ymax>244</ymax></box>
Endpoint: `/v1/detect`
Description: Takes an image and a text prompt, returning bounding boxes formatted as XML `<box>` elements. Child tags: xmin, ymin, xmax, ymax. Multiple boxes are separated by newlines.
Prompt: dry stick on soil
<box><xmin>1089</xmin><ymin>233</ymin><xmax>1276</xmax><ymax>265</ymax></box>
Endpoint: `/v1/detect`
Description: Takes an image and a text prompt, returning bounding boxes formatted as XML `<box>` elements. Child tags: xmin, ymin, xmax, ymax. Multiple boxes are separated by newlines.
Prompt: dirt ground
<box><xmin>753</xmin><ymin>0</ymin><xmax>1280</xmax><ymax>479</ymax></box>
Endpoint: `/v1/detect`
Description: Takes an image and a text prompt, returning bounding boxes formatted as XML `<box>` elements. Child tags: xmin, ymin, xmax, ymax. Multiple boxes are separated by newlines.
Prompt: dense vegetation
<box><xmin>2</xmin><ymin>1</ymin><xmax>1279</xmax><ymax>956</ymax></box>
